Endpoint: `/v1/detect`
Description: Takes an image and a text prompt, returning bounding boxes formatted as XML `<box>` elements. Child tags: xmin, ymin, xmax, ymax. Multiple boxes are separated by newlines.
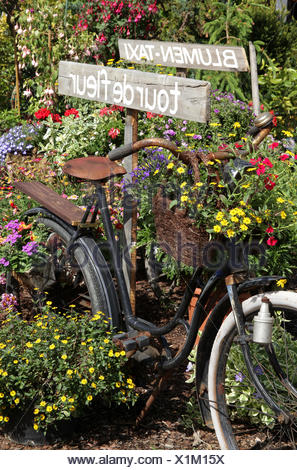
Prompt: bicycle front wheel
<box><xmin>12</xmin><ymin>214</ymin><xmax>121</xmax><ymax>328</ymax></box>
<box><xmin>208</xmin><ymin>290</ymin><xmax>297</xmax><ymax>450</ymax></box>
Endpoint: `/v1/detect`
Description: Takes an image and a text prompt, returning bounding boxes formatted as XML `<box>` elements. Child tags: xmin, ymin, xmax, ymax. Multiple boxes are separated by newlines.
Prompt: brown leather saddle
<box><xmin>63</xmin><ymin>156</ymin><xmax>126</xmax><ymax>181</ymax></box>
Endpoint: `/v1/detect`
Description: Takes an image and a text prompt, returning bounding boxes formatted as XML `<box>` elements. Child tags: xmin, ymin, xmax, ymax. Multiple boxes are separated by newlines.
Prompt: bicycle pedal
<box><xmin>135</xmin><ymin>335</ymin><xmax>150</xmax><ymax>349</ymax></box>
<box><xmin>122</xmin><ymin>339</ymin><xmax>137</xmax><ymax>352</ymax></box>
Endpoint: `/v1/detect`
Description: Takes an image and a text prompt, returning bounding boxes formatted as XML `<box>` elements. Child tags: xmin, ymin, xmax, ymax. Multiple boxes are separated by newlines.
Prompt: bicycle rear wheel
<box><xmin>208</xmin><ymin>290</ymin><xmax>297</xmax><ymax>449</ymax></box>
<box><xmin>12</xmin><ymin>214</ymin><xmax>121</xmax><ymax>329</ymax></box>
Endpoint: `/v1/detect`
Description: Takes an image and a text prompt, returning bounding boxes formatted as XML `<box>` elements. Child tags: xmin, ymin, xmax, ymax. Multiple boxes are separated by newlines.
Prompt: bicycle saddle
<box><xmin>63</xmin><ymin>156</ymin><xmax>127</xmax><ymax>181</ymax></box>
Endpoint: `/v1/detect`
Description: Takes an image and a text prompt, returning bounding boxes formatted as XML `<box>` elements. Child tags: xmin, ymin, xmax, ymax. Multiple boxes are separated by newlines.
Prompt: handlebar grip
<box><xmin>108</xmin><ymin>143</ymin><xmax>134</xmax><ymax>161</ymax></box>
<box><xmin>246</xmin><ymin>125</ymin><xmax>259</xmax><ymax>137</ymax></box>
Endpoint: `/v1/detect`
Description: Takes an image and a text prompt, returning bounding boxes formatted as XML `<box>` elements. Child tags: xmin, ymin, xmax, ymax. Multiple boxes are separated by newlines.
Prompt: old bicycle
<box><xmin>13</xmin><ymin>112</ymin><xmax>297</xmax><ymax>449</ymax></box>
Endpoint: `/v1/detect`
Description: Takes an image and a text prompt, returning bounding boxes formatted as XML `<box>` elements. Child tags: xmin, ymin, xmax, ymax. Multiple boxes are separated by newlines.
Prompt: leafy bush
<box><xmin>0</xmin><ymin>307</ymin><xmax>137</xmax><ymax>434</ymax></box>
<box><xmin>74</xmin><ymin>0</ymin><xmax>160</xmax><ymax>64</ymax></box>
<box><xmin>0</xmin><ymin>14</ymin><xmax>14</xmax><ymax>110</ymax></box>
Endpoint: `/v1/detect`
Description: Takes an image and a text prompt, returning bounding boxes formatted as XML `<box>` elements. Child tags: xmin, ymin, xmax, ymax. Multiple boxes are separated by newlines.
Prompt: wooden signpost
<box><xmin>58</xmin><ymin>60</ymin><xmax>211</xmax><ymax>312</ymax></box>
<box><xmin>119</xmin><ymin>39</ymin><xmax>250</xmax><ymax>72</ymax></box>
<box><xmin>58</xmin><ymin>61</ymin><xmax>210</xmax><ymax>122</ymax></box>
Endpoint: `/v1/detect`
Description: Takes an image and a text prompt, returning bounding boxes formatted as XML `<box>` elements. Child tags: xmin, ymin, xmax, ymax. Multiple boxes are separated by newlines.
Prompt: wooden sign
<box><xmin>119</xmin><ymin>39</ymin><xmax>249</xmax><ymax>72</ymax></box>
<box><xmin>58</xmin><ymin>61</ymin><xmax>211</xmax><ymax>123</ymax></box>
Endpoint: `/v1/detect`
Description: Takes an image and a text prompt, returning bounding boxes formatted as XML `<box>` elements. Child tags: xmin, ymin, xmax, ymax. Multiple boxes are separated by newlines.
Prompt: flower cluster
<box><xmin>0</xmin><ymin>124</ymin><xmax>39</xmax><ymax>165</ymax></box>
<box><xmin>0</xmin><ymin>219</ymin><xmax>46</xmax><ymax>276</ymax></box>
<box><xmin>34</xmin><ymin>107</ymin><xmax>79</xmax><ymax>123</ymax></box>
<box><xmin>0</xmin><ymin>307</ymin><xmax>137</xmax><ymax>433</ymax></box>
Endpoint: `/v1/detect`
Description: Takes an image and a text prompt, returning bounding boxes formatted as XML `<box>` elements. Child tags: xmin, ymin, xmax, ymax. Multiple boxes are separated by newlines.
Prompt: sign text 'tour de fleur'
<box><xmin>58</xmin><ymin>61</ymin><xmax>211</xmax><ymax>123</ymax></box>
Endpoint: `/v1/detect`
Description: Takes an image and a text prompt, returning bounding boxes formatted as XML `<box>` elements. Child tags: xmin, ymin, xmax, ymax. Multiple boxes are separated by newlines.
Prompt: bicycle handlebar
<box><xmin>108</xmin><ymin>112</ymin><xmax>274</xmax><ymax>163</ymax></box>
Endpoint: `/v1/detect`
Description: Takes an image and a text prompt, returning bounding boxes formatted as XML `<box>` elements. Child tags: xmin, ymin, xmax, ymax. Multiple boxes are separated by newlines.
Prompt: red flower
<box><xmin>268</xmin><ymin>142</ymin><xmax>279</xmax><ymax>150</ymax></box>
<box><xmin>34</xmin><ymin>108</ymin><xmax>51</xmax><ymax>120</ymax></box>
<box><xmin>264</xmin><ymin>177</ymin><xmax>276</xmax><ymax>190</ymax></box>
<box><xmin>108</xmin><ymin>128</ymin><xmax>120</xmax><ymax>139</ymax></box>
<box><xmin>64</xmin><ymin>108</ymin><xmax>79</xmax><ymax>118</ymax></box>
<box><xmin>256</xmin><ymin>164</ymin><xmax>266</xmax><ymax>175</ymax></box>
<box><xmin>267</xmin><ymin>236</ymin><xmax>278</xmax><ymax>246</ymax></box>
<box><xmin>272</xmin><ymin>116</ymin><xmax>277</xmax><ymax>126</ymax></box>
<box><xmin>279</xmin><ymin>153</ymin><xmax>289</xmax><ymax>161</ymax></box>
<box><xmin>51</xmin><ymin>113</ymin><xmax>62</xmax><ymax>123</ymax></box>
<box><xmin>249</xmin><ymin>157</ymin><xmax>262</xmax><ymax>165</ymax></box>
<box><xmin>262</xmin><ymin>157</ymin><xmax>273</xmax><ymax>168</ymax></box>
<box><xmin>266</xmin><ymin>226</ymin><xmax>274</xmax><ymax>234</ymax></box>
<box><xmin>260</xmin><ymin>104</ymin><xmax>265</xmax><ymax>110</ymax></box>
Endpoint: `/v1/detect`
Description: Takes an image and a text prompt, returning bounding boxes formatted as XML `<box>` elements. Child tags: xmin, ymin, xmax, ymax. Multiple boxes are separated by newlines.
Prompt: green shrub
<box><xmin>0</xmin><ymin>307</ymin><xmax>137</xmax><ymax>434</ymax></box>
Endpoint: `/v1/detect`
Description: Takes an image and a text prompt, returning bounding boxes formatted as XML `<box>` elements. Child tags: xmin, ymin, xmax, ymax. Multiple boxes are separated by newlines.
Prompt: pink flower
<box><xmin>262</xmin><ymin>157</ymin><xmax>273</xmax><ymax>168</ymax></box>
<box><xmin>266</xmin><ymin>226</ymin><xmax>274</xmax><ymax>234</ymax></box>
<box><xmin>256</xmin><ymin>164</ymin><xmax>266</xmax><ymax>175</ymax></box>
<box><xmin>268</xmin><ymin>142</ymin><xmax>279</xmax><ymax>150</ymax></box>
<box><xmin>108</xmin><ymin>128</ymin><xmax>120</xmax><ymax>139</ymax></box>
<box><xmin>264</xmin><ymin>177</ymin><xmax>276</xmax><ymax>190</ymax></box>
<box><xmin>279</xmin><ymin>153</ymin><xmax>289</xmax><ymax>161</ymax></box>
<box><xmin>267</xmin><ymin>236</ymin><xmax>278</xmax><ymax>246</ymax></box>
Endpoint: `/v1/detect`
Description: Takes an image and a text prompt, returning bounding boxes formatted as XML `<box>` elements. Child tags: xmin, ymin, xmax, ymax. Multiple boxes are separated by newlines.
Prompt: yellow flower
<box><xmin>89</xmin><ymin>367</ymin><xmax>95</xmax><ymax>374</ymax></box>
<box><xmin>181</xmin><ymin>195</ymin><xmax>188</xmax><ymax>202</ymax></box>
<box><xmin>216</xmin><ymin>212</ymin><xmax>224</xmax><ymax>221</ymax></box>
<box><xmin>35</xmin><ymin>338</ymin><xmax>41</xmax><ymax>344</ymax></box>
<box><xmin>128</xmin><ymin>384</ymin><xmax>135</xmax><ymax>389</ymax></box>
<box><xmin>61</xmin><ymin>354</ymin><xmax>67</xmax><ymax>360</ymax></box>
<box><xmin>276</xmin><ymin>279</ymin><xmax>287</xmax><ymax>288</ymax></box>
<box><xmin>180</xmin><ymin>181</ymin><xmax>187</xmax><ymax>188</ymax></box>
<box><xmin>61</xmin><ymin>396</ymin><xmax>67</xmax><ymax>402</ymax></box>
<box><xmin>256</xmin><ymin>217</ymin><xmax>262</xmax><ymax>224</ymax></box>
<box><xmin>88</xmin><ymin>346</ymin><xmax>94</xmax><ymax>352</ymax></box>
<box><xmin>153</xmin><ymin>169</ymin><xmax>159</xmax><ymax>175</ymax></box>
<box><xmin>177</xmin><ymin>167</ymin><xmax>185</xmax><ymax>174</ymax></box>
<box><xmin>240</xmin><ymin>224</ymin><xmax>248</xmax><ymax>231</ymax></box>
<box><xmin>115</xmin><ymin>352</ymin><xmax>120</xmax><ymax>357</ymax></box>
<box><xmin>49</xmin><ymin>344</ymin><xmax>55</xmax><ymax>350</ymax></box>
<box><xmin>167</xmin><ymin>162</ymin><xmax>174</xmax><ymax>170</ymax></box>
<box><xmin>209</xmin><ymin>122</ymin><xmax>221</xmax><ymax>127</ymax></box>
<box><xmin>46</xmin><ymin>405</ymin><xmax>53</xmax><ymax>413</ymax></box>
<box><xmin>40</xmin><ymin>401</ymin><xmax>46</xmax><ymax>407</ymax></box>
<box><xmin>277</xmin><ymin>197</ymin><xmax>285</xmax><ymax>204</ymax></box>
<box><xmin>61</xmin><ymin>340</ymin><xmax>68</xmax><ymax>344</ymax></box>
<box><xmin>233</xmin><ymin>122</ymin><xmax>241</xmax><ymax>128</ymax></box>
<box><xmin>14</xmin><ymin>398</ymin><xmax>20</xmax><ymax>405</ymax></box>
<box><xmin>220</xmin><ymin>219</ymin><xmax>228</xmax><ymax>226</ymax></box>
<box><xmin>231</xmin><ymin>216</ymin><xmax>239</xmax><ymax>223</ymax></box>
<box><xmin>127</xmin><ymin>378</ymin><xmax>133</xmax><ymax>384</ymax></box>
<box><xmin>10</xmin><ymin>390</ymin><xmax>16</xmax><ymax>397</ymax></box>
<box><xmin>87</xmin><ymin>395</ymin><xmax>93</xmax><ymax>401</ymax></box>
<box><xmin>91</xmin><ymin>382</ymin><xmax>97</xmax><ymax>389</ymax></box>
<box><xmin>26</xmin><ymin>342</ymin><xmax>33</xmax><ymax>348</ymax></box>
<box><xmin>68</xmin><ymin>397</ymin><xmax>74</xmax><ymax>403</ymax></box>
<box><xmin>66</xmin><ymin>369</ymin><xmax>73</xmax><ymax>376</ymax></box>
<box><xmin>280</xmin><ymin>211</ymin><xmax>287</xmax><ymax>219</ymax></box>
<box><xmin>4</xmin><ymin>417</ymin><xmax>9</xmax><ymax>422</ymax></box>
<box><xmin>103</xmin><ymin>338</ymin><xmax>109</xmax><ymax>344</ymax></box>
<box><xmin>108</xmin><ymin>350</ymin><xmax>114</xmax><ymax>357</ymax></box>
<box><xmin>243</xmin><ymin>217</ymin><xmax>251</xmax><ymax>225</ymax></box>
<box><xmin>99</xmin><ymin>375</ymin><xmax>105</xmax><ymax>380</ymax></box>
<box><xmin>230</xmin><ymin>208</ymin><xmax>238</xmax><ymax>216</ymax></box>
<box><xmin>240</xmin><ymin>200</ymin><xmax>246</xmax><ymax>206</ymax></box>
<box><xmin>213</xmin><ymin>225</ymin><xmax>222</xmax><ymax>233</ymax></box>
<box><xmin>116</xmin><ymin>382</ymin><xmax>121</xmax><ymax>388</ymax></box>
<box><xmin>237</xmin><ymin>209</ymin><xmax>245</xmax><ymax>217</ymax></box>
<box><xmin>81</xmin><ymin>378</ymin><xmax>87</xmax><ymax>385</ymax></box>
<box><xmin>46</xmin><ymin>301</ymin><xmax>52</xmax><ymax>306</ymax></box>
<box><xmin>34</xmin><ymin>408</ymin><xmax>39</xmax><ymax>415</ymax></box>
<box><xmin>120</xmin><ymin>351</ymin><xmax>126</xmax><ymax>356</ymax></box>
<box><xmin>281</xmin><ymin>130</ymin><xmax>293</xmax><ymax>137</ymax></box>
<box><xmin>33</xmin><ymin>424</ymin><xmax>39</xmax><ymax>431</ymax></box>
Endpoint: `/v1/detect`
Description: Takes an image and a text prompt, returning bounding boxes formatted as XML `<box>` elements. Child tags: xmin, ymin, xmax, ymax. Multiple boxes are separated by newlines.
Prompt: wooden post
<box><xmin>249</xmin><ymin>42</ymin><xmax>260</xmax><ymax>116</ymax></box>
<box><xmin>123</xmin><ymin>108</ymin><xmax>138</xmax><ymax>314</ymax></box>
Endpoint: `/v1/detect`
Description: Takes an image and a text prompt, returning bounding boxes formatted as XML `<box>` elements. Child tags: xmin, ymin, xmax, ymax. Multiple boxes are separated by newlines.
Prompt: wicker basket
<box><xmin>152</xmin><ymin>189</ymin><xmax>211</xmax><ymax>267</ymax></box>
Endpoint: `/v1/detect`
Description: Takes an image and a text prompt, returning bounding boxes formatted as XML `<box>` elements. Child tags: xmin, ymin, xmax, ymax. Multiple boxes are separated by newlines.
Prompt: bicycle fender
<box><xmin>195</xmin><ymin>275</ymin><xmax>283</xmax><ymax>427</ymax></box>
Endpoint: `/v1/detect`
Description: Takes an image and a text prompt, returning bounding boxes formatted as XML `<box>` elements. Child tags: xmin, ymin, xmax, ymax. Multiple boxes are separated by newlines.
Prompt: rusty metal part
<box><xmin>135</xmin><ymin>370</ymin><xmax>172</xmax><ymax>425</ymax></box>
<box><xmin>225</xmin><ymin>272</ymin><xmax>248</xmax><ymax>286</ymax></box>
<box><xmin>63</xmin><ymin>156</ymin><xmax>127</xmax><ymax>181</ymax></box>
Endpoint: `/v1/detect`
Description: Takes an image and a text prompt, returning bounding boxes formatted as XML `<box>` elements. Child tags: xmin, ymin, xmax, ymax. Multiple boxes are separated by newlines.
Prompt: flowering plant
<box><xmin>0</xmin><ymin>219</ymin><xmax>47</xmax><ymax>276</ymax></box>
<box><xmin>131</xmin><ymin>134</ymin><xmax>297</xmax><ymax>277</ymax></box>
<box><xmin>0</xmin><ymin>306</ymin><xmax>137</xmax><ymax>434</ymax></box>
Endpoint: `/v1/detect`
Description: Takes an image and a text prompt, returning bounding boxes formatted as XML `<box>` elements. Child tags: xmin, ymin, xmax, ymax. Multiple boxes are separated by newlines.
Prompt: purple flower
<box><xmin>0</xmin><ymin>293</ymin><xmax>18</xmax><ymax>311</ymax></box>
<box><xmin>3</xmin><ymin>232</ymin><xmax>21</xmax><ymax>245</ymax></box>
<box><xmin>22</xmin><ymin>241</ymin><xmax>39</xmax><ymax>256</ymax></box>
<box><xmin>5</xmin><ymin>219</ymin><xmax>20</xmax><ymax>230</ymax></box>
<box><xmin>214</xmin><ymin>109</ymin><xmax>220</xmax><ymax>113</ymax></box>
<box><xmin>235</xmin><ymin>372</ymin><xmax>245</xmax><ymax>382</ymax></box>
<box><xmin>0</xmin><ymin>257</ymin><xmax>9</xmax><ymax>267</ymax></box>
<box><xmin>193</xmin><ymin>135</ymin><xmax>202</xmax><ymax>140</ymax></box>
<box><xmin>254</xmin><ymin>364</ymin><xmax>263</xmax><ymax>375</ymax></box>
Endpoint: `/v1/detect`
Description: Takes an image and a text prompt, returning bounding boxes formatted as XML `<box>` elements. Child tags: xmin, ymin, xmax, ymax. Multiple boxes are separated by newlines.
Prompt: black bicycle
<box><xmin>13</xmin><ymin>112</ymin><xmax>297</xmax><ymax>449</ymax></box>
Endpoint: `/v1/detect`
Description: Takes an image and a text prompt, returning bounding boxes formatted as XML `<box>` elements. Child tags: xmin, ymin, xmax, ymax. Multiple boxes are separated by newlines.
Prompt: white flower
<box><xmin>23</xmin><ymin>88</ymin><xmax>32</xmax><ymax>98</ymax></box>
<box><xmin>44</xmin><ymin>88</ymin><xmax>54</xmax><ymax>96</ymax></box>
